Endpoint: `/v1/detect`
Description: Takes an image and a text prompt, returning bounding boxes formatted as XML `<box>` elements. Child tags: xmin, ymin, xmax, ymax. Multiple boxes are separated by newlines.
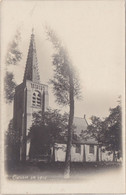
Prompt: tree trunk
<box><xmin>100</xmin><ymin>147</ymin><xmax>102</xmax><ymax>162</ymax></box>
<box><xmin>83</xmin><ymin>145</ymin><xmax>86</xmax><ymax>162</ymax></box>
<box><xmin>113</xmin><ymin>150</ymin><xmax>117</xmax><ymax>162</ymax></box>
<box><xmin>96</xmin><ymin>145</ymin><xmax>99</xmax><ymax>162</ymax></box>
<box><xmin>64</xmin><ymin>72</ymin><xmax>74</xmax><ymax>179</ymax></box>
<box><xmin>52</xmin><ymin>144</ymin><xmax>55</xmax><ymax>162</ymax></box>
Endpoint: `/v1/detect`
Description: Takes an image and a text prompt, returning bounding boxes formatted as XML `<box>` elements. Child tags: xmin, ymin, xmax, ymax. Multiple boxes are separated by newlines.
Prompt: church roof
<box><xmin>23</xmin><ymin>30</ymin><xmax>40</xmax><ymax>83</ymax></box>
<box><xmin>55</xmin><ymin>116</ymin><xmax>98</xmax><ymax>145</ymax></box>
<box><xmin>73</xmin><ymin>117</ymin><xmax>97</xmax><ymax>144</ymax></box>
<box><xmin>73</xmin><ymin>116</ymin><xmax>88</xmax><ymax>136</ymax></box>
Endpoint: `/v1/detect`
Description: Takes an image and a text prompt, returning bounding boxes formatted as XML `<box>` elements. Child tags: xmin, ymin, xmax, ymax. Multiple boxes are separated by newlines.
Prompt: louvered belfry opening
<box><xmin>32</xmin><ymin>91</ymin><xmax>41</xmax><ymax>107</ymax></box>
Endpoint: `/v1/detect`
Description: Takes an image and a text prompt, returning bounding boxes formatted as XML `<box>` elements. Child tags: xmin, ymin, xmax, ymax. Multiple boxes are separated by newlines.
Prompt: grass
<box><xmin>5</xmin><ymin>160</ymin><xmax>122</xmax><ymax>180</ymax></box>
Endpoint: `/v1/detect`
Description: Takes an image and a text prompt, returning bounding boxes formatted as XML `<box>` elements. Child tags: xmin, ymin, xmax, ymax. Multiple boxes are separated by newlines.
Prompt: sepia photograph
<box><xmin>0</xmin><ymin>0</ymin><xmax>125</xmax><ymax>194</ymax></box>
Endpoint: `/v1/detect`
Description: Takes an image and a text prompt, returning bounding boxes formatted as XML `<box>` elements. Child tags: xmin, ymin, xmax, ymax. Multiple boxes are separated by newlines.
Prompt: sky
<box><xmin>1</xmin><ymin>0</ymin><xmax>125</xmax><ymax>128</ymax></box>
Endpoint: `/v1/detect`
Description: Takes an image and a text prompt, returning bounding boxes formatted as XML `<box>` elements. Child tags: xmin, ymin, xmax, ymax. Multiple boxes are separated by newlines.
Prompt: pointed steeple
<box><xmin>23</xmin><ymin>29</ymin><xmax>40</xmax><ymax>83</ymax></box>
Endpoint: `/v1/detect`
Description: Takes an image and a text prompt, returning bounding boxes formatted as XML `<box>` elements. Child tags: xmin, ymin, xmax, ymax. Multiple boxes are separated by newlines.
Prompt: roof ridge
<box><xmin>74</xmin><ymin>116</ymin><xmax>84</xmax><ymax>119</ymax></box>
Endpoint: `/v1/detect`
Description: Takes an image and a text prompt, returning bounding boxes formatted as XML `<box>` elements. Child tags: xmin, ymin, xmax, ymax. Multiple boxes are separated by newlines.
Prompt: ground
<box><xmin>6</xmin><ymin>161</ymin><xmax>121</xmax><ymax>181</ymax></box>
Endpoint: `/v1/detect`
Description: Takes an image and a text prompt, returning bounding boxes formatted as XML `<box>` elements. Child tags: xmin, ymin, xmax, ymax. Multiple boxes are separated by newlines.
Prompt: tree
<box><xmin>5</xmin><ymin>119</ymin><xmax>20</xmax><ymax>163</ymax></box>
<box><xmin>85</xmin><ymin>116</ymin><xmax>105</xmax><ymax>161</ymax></box>
<box><xmin>4</xmin><ymin>29</ymin><xmax>22</xmax><ymax>103</ymax></box>
<box><xmin>104</xmin><ymin>105</ymin><xmax>122</xmax><ymax>161</ymax></box>
<box><xmin>28</xmin><ymin>109</ymin><xmax>68</xmax><ymax>161</ymax></box>
<box><xmin>28</xmin><ymin>125</ymin><xmax>51</xmax><ymax>160</ymax></box>
<box><xmin>85</xmin><ymin>104</ymin><xmax>122</xmax><ymax>162</ymax></box>
<box><xmin>45</xmin><ymin>27</ymin><xmax>81</xmax><ymax>178</ymax></box>
<box><xmin>4</xmin><ymin>71</ymin><xmax>17</xmax><ymax>103</ymax></box>
<box><xmin>6</xmin><ymin>29</ymin><xmax>22</xmax><ymax>66</ymax></box>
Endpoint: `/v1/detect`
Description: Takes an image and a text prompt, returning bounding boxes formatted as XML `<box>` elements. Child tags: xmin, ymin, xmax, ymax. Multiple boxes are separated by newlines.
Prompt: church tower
<box><xmin>13</xmin><ymin>30</ymin><xmax>49</xmax><ymax>161</ymax></box>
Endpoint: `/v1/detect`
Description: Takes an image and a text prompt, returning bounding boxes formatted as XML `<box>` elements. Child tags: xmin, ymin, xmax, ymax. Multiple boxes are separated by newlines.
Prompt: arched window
<box><xmin>89</xmin><ymin>145</ymin><xmax>94</xmax><ymax>154</ymax></box>
<box><xmin>32</xmin><ymin>91</ymin><xmax>41</xmax><ymax>107</ymax></box>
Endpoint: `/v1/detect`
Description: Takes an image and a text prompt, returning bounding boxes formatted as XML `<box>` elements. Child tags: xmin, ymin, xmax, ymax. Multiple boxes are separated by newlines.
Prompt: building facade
<box><xmin>13</xmin><ymin>32</ymin><xmax>49</xmax><ymax>161</ymax></box>
<box><xmin>54</xmin><ymin>117</ymin><xmax>113</xmax><ymax>162</ymax></box>
<box><xmin>13</xmin><ymin>32</ymin><xmax>113</xmax><ymax>162</ymax></box>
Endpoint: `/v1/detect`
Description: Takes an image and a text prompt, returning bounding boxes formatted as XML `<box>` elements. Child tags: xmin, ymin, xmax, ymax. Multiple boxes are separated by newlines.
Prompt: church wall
<box><xmin>13</xmin><ymin>84</ymin><xmax>24</xmax><ymax>135</ymax></box>
<box><xmin>25</xmin><ymin>80</ymin><xmax>49</xmax><ymax>130</ymax></box>
<box><xmin>85</xmin><ymin>145</ymin><xmax>97</xmax><ymax>162</ymax></box>
<box><xmin>54</xmin><ymin>143</ymin><xmax>97</xmax><ymax>162</ymax></box>
<box><xmin>25</xmin><ymin>80</ymin><xmax>49</xmax><ymax>159</ymax></box>
<box><xmin>71</xmin><ymin>145</ymin><xmax>84</xmax><ymax>162</ymax></box>
<box><xmin>100</xmin><ymin>147</ymin><xmax>113</xmax><ymax>161</ymax></box>
<box><xmin>54</xmin><ymin>143</ymin><xmax>113</xmax><ymax>162</ymax></box>
<box><xmin>13</xmin><ymin>32</ymin><xmax>50</xmax><ymax>161</ymax></box>
<box><xmin>26</xmin><ymin>81</ymin><xmax>32</xmax><ymax>135</ymax></box>
<box><xmin>55</xmin><ymin>144</ymin><xmax>66</xmax><ymax>162</ymax></box>
<box><xmin>13</xmin><ymin>83</ymin><xmax>26</xmax><ymax>160</ymax></box>
<box><xmin>44</xmin><ymin>86</ymin><xmax>49</xmax><ymax>110</ymax></box>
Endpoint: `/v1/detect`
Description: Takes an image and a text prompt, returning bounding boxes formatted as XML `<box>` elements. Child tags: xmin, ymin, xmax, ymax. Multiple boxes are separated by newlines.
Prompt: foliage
<box><xmin>6</xmin><ymin>30</ymin><xmax>22</xmax><ymax>66</ymax></box>
<box><xmin>4</xmin><ymin>30</ymin><xmax>22</xmax><ymax>103</ymax></box>
<box><xmin>30</xmin><ymin>109</ymin><xmax>68</xmax><ymax>142</ymax></box>
<box><xmin>5</xmin><ymin>119</ymin><xmax>20</xmax><ymax>161</ymax></box>
<box><xmin>45</xmin><ymin>26</ymin><xmax>81</xmax><ymax>178</ymax></box>
<box><xmin>29</xmin><ymin>126</ymin><xmax>51</xmax><ymax>159</ymax></box>
<box><xmin>104</xmin><ymin>105</ymin><xmax>122</xmax><ymax>157</ymax></box>
<box><xmin>85</xmin><ymin>104</ymin><xmax>122</xmax><ymax>160</ymax></box>
<box><xmin>86</xmin><ymin>116</ymin><xmax>105</xmax><ymax>144</ymax></box>
<box><xmin>28</xmin><ymin>109</ymin><xmax>68</xmax><ymax>158</ymax></box>
<box><xmin>45</xmin><ymin>26</ymin><xmax>81</xmax><ymax>105</ymax></box>
<box><xmin>4</xmin><ymin>71</ymin><xmax>17</xmax><ymax>103</ymax></box>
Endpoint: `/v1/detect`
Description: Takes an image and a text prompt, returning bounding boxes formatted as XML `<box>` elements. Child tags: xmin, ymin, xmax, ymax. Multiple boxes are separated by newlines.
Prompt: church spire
<box><xmin>23</xmin><ymin>29</ymin><xmax>40</xmax><ymax>83</ymax></box>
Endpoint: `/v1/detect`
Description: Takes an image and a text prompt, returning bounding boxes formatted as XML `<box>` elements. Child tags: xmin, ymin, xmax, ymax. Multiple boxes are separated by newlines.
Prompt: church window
<box><xmin>32</xmin><ymin>91</ymin><xmax>41</xmax><ymax>107</ymax></box>
<box><xmin>75</xmin><ymin>144</ymin><xmax>81</xmax><ymax>153</ymax></box>
<box><xmin>89</xmin><ymin>145</ymin><xmax>94</xmax><ymax>154</ymax></box>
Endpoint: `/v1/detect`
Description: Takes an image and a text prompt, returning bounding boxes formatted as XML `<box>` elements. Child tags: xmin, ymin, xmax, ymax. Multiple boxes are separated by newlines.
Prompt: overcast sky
<box><xmin>1</xmin><ymin>0</ymin><xmax>125</xmax><ymax>127</ymax></box>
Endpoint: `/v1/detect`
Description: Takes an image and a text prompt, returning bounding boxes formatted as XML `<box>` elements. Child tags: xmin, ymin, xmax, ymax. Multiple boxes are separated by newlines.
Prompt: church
<box><xmin>13</xmin><ymin>31</ymin><xmax>113</xmax><ymax>162</ymax></box>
